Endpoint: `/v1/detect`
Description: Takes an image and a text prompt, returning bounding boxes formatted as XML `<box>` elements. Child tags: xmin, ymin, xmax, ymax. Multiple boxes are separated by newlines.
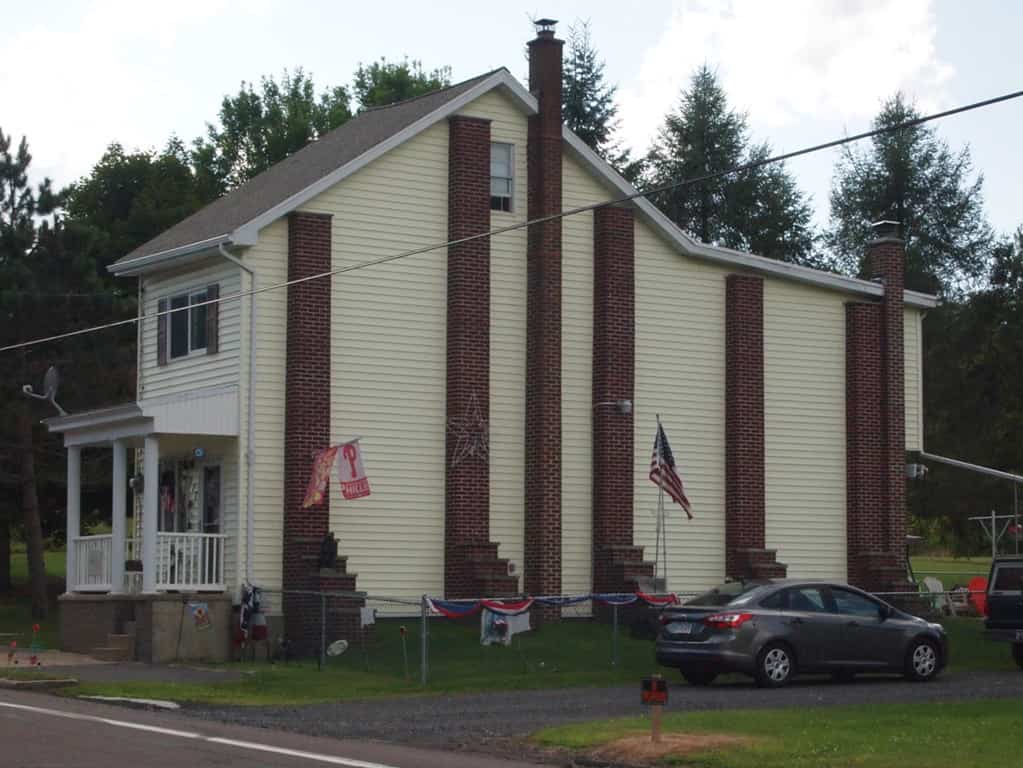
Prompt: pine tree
<box><xmin>561</xmin><ymin>21</ymin><xmax>641</xmax><ymax>182</ymax></box>
<box><xmin>827</xmin><ymin>93</ymin><xmax>993</xmax><ymax>296</ymax></box>
<box><xmin>646</xmin><ymin>66</ymin><xmax>815</xmax><ymax>264</ymax></box>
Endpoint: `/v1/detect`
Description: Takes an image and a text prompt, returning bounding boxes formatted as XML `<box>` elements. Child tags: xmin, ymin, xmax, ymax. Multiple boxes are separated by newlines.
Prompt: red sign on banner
<box><xmin>338</xmin><ymin>440</ymin><xmax>371</xmax><ymax>500</ymax></box>
<box><xmin>302</xmin><ymin>446</ymin><xmax>339</xmax><ymax>508</ymax></box>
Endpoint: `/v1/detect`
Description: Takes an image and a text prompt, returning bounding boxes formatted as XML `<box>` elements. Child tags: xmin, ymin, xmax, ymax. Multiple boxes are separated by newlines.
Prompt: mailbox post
<box><xmin>641</xmin><ymin>674</ymin><xmax>668</xmax><ymax>743</ymax></box>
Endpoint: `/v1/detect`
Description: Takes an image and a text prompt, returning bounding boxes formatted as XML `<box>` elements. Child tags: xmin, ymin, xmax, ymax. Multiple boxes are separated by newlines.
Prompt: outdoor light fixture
<box><xmin>593</xmin><ymin>399</ymin><xmax>632</xmax><ymax>415</ymax></box>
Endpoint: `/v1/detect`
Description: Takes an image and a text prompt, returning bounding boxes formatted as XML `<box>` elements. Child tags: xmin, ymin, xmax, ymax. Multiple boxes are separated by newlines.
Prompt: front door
<box><xmin>830</xmin><ymin>587</ymin><xmax>903</xmax><ymax>667</ymax></box>
<box><xmin>202</xmin><ymin>465</ymin><xmax>221</xmax><ymax>534</ymax></box>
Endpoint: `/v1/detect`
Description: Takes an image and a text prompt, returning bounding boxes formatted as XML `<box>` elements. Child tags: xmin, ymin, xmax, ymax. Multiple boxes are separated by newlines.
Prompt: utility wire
<box><xmin>2</xmin><ymin>86</ymin><xmax>1021</xmax><ymax>355</ymax></box>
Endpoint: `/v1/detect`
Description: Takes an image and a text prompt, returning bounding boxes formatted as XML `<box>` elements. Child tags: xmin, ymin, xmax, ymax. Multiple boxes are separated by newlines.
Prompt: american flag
<box><xmin>649</xmin><ymin>421</ymin><xmax>693</xmax><ymax>519</ymax></box>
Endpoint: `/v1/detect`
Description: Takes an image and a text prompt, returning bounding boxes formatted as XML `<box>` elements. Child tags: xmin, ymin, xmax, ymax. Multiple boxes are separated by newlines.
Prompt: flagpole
<box><xmin>656</xmin><ymin>414</ymin><xmax>666</xmax><ymax>586</ymax></box>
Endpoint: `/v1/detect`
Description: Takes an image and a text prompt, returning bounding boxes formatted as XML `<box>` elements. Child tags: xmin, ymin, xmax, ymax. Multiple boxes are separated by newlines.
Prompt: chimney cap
<box><xmin>870</xmin><ymin>220</ymin><xmax>902</xmax><ymax>240</ymax></box>
<box><xmin>534</xmin><ymin>18</ymin><xmax>558</xmax><ymax>36</ymax></box>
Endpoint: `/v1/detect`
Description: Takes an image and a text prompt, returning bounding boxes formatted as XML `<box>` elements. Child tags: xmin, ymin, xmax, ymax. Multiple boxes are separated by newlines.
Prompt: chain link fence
<box><xmin>241</xmin><ymin>585</ymin><xmax>987</xmax><ymax>686</ymax></box>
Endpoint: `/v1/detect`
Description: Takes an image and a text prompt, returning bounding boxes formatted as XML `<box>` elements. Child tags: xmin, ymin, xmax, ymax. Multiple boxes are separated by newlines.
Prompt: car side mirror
<box><xmin>879</xmin><ymin>604</ymin><xmax>892</xmax><ymax>621</ymax></box>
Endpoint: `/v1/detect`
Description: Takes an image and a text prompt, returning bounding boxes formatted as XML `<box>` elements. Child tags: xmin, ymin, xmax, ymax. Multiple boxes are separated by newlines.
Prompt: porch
<box><xmin>47</xmin><ymin>385</ymin><xmax>240</xmax><ymax>596</ymax></box>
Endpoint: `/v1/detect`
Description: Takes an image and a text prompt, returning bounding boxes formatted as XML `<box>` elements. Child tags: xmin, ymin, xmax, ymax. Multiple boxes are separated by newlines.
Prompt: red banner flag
<box><xmin>302</xmin><ymin>446</ymin><xmax>339</xmax><ymax>508</ymax></box>
<box><xmin>338</xmin><ymin>439</ymin><xmax>371</xmax><ymax>500</ymax></box>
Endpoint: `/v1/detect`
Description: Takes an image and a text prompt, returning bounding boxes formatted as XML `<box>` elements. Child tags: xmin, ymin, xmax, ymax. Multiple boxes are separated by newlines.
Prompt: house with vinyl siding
<box><xmin>48</xmin><ymin>20</ymin><xmax>935</xmax><ymax>659</ymax></box>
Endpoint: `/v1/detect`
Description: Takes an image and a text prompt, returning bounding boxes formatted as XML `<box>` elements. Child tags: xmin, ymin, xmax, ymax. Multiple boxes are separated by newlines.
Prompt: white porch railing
<box><xmin>155</xmin><ymin>532</ymin><xmax>226</xmax><ymax>591</ymax></box>
<box><xmin>70</xmin><ymin>533</ymin><xmax>226</xmax><ymax>593</ymax></box>
<box><xmin>71</xmin><ymin>535</ymin><xmax>112</xmax><ymax>592</ymax></box>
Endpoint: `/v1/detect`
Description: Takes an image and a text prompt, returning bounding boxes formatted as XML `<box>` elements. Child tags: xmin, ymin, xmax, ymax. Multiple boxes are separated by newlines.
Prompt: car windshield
<box><xmin>685</xmin><ymin>581</ymin><xmax>766</xmax><ymax>606</ymax></box>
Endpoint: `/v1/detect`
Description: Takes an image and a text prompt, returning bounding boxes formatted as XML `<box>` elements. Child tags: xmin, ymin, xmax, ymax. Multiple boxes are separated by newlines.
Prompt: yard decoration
<box><xmin>641</xmin><ymin>674</ymin><xmax>669</xmax><ymax>743</ymax></box>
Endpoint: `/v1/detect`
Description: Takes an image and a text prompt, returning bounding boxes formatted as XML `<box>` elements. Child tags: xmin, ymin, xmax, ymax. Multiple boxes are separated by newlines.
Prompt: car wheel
<box><xmin>755</xmin><ymin>642</ymin><xmax>795</xmax><ymax>688</ymax></box>
<box><xmin>831</xmin><ymin>670</ymin><xmax>856</xmax><ymax>684</ymax></box>
<box><xmin>905</xmin><ymin>638</ymin><xmax>941</xmax><ymax>681</ymax></box>
<box><xmin>680</xmin><ymin>665</ymin><xmax>718</xmax><ymax>686</ymax></box>
<box><xmin>1012</xmin><ymin>643</ymin><xmax>1023</xmax><ymax>670</ymax></box>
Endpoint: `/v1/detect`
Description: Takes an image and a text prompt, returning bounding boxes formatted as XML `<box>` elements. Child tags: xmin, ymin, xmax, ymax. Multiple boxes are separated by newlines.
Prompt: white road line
<box><xmin>207</xmin><ymin>737</ymin><xmax>397</xmax><ymax>768</ymax></box>
<box><xmin>0</xmin><ymin>701</ymin><xmax>399</xmax><ymax>767</ymax></box>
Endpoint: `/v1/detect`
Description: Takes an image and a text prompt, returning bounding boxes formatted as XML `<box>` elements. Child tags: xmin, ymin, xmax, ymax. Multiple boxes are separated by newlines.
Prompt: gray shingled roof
<box><xmin>119</xmin><ymin>69</ymin><xmax>502</xmax><ymax>263</ymax></box>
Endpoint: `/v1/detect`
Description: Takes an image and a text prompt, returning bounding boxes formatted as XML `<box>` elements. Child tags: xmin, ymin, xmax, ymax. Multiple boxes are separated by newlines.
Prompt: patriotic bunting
<box><xmin>427</xmin><ymin>592</ymin><xmax>679</xmax><ymax>618</ymax></box>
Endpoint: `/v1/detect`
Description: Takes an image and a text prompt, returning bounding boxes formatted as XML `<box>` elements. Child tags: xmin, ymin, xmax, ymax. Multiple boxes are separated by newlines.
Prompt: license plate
<box><xmin>669</xmin><ymin>622</ymin><xmax>694</xmax><ymax>635</ymax></box>
<box><xmin>1015</xmin><ymin>630</ymin><xmax>1023</xmax><ymax>641</ymax></box>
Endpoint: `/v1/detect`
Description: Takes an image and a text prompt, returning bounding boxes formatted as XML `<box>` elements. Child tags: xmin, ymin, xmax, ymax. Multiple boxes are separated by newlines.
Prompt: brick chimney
<box><xmin>525</xmin><ymin>18</ymin><xmax>564</xmax><ymax>620</ymax></box>
<box><xmin>845</xmin><ymin>220</ymin><xmax>911</xmax><ymax>593</ymax></box>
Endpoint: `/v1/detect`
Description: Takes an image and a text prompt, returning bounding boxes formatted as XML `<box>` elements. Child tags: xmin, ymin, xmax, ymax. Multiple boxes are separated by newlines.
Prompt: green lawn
<box><xmin>9</xmin><ymin>548</ymin><xmax>65</xmax><ymax>586</ymax></box>
<box><xmin>911</xmin><ymin>555</ymin><xmax>992</xmax><ymax>584</ymax></box>
<box><xmin>62</xmin><ymin>613</ymin><xmax>1020</xmax><ymax>706</ymax></box>
<box><xmin>534</xmin><ymin>699</ymin><xmax>1023</xmax><ymax>768</ymax></box>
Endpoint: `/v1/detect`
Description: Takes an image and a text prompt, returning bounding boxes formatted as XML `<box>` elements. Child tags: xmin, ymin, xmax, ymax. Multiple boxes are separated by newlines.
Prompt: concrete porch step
<box><xmin>91</xmin><ymin>645</ymin><xmax>133</xmax><ymax>662</ymax></box>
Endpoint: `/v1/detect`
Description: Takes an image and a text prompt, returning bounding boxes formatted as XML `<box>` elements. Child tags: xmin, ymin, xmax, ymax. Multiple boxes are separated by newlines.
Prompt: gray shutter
<box><xmin>206</xmin><ymin>283</ymin><xmax>220</xmax><ymax>355</ymax></box>
<box><xmin>157</xmin><ymin>298</ymin><xmax>168</xmax><ymax>367</ymax></box>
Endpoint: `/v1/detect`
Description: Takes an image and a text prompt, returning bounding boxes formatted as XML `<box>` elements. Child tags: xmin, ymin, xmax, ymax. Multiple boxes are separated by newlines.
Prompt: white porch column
<box><xmin>66</xmin><ymin>446</ymin><xmax>81</xmax><ymax>593</ymax></box>
<box><xmin>110</xmin><ymin>440</ymin><xmax>128</xmax><ymax>594</ymax></box>
<box><xmin>142</xmin><ymin>435</ymin><xmax>159</xmax><ymax>593</ymax></box>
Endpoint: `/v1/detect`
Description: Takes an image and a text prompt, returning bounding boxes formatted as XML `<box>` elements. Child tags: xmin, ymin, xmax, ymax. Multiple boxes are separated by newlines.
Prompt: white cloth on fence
<box><xmin>481</xmin><ymin>609</ymin><xmax>531</xmax><ymax>646</ymax></box>
<box><xmin>360</xmin><ymin>607</ymin><xmax>376</xmax><ymax>627</ymax></box>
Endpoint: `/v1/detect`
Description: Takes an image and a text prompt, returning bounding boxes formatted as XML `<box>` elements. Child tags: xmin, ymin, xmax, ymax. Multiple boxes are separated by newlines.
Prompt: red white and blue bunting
<box><xmin>427</xmin><ymin>592</ymin><xmax>679</xmax><ymax>618</ymax></box>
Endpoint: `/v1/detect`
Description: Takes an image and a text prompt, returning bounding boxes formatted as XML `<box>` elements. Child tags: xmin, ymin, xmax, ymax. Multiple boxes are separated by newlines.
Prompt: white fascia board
<box><xmin>231</xmin><ymin>70</ymin><xmax>538</xmax><ymax>245</ymax></box>
<box><xmin>46</xmin><ymin>402</ymin><xmax>144</xmax><ymax>434</ymax></box>
<box><xmin>108</xmin><ymin>234</ymin><xmax>232</xmax><ymax>277</ymax></box>
<box><xmin>560</xmin><ymin>128</ymin><xmax>938</xmax><ymax>307</ymax></box>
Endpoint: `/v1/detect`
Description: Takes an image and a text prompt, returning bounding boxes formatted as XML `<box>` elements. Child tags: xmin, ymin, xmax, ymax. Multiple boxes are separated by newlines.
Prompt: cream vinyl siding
<box><xmin>459</xmin><ymin>91</ymin><xmax>528</xmax><ymax>582</ymax></box>
<box><xmin>763</xmin><ymin>280</ymin><xmax>847</xmax><ymax>580</ymax></box>
<box><xmin>139</xmin><ymin>259</ymin><xmax>241</xmax><ymax>400</ymax></box>
<box><xmin>561</xmin><ymin>153</ymin><xmax>604</xmax><ymax>599</ymax></box>
<box><xmin>302</xmin><ymin>120</ymin><xmax>449</xmax><ymax>600</ymax></box>
<box><xmin>904</xmin><ymin>308</ymin><xmax>923</xmax><ymax>452</ymax></box>
<box><xmin>237</xmin><ymin>219</ymin><xmax>289</xmax><ymax>591</ymax></box>
<box><xmin>634</xmin><ymin>224</ymin><xmax>727</xmax><ymax>594</ymax></box>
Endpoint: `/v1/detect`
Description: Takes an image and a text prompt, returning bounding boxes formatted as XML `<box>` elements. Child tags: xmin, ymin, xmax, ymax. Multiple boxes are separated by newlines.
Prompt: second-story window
<box><xmin>490</xmin><ymin>142</ymin><xmax>513</xmax><ymax>212</ymax></box>
<box><xmin>169</xmin><ymin>289</ymin><xmax>208</xmax><ymax>359</ymax></box>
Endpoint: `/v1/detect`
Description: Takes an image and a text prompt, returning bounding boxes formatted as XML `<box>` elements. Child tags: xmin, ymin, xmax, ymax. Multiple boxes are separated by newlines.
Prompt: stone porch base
<box><xmin>58</xmin><ymin>592</ymin><xmax>232</xmax><ymax>664</ymax></box>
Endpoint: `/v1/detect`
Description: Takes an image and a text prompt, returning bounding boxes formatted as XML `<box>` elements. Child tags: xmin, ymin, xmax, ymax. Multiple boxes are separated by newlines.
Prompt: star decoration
<box><xmin>447</xmin><ymin>391</ymin><xmax>489</xmax><ymax>467</ymax></box>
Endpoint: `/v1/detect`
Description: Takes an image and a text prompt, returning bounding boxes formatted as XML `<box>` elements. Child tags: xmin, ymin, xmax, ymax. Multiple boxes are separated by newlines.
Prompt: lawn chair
<box><xmin>921</xmin><ymin>576</ymin><xmax>956</xmax><ymax>616</ymax></box>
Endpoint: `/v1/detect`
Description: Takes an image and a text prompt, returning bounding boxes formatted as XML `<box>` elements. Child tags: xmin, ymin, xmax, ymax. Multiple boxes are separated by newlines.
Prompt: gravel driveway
<box><xmin>182</xmin><ymin>669</ymin><xmax>1023</xmax><ymax>749</ymax></box>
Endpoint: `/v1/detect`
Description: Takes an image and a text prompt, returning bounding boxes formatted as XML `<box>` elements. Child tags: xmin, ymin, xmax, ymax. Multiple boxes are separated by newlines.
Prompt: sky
<box><xmin>2</xmin><ymin>0</ymin><xmax>1021</xmax><ymax>236</ymax></box>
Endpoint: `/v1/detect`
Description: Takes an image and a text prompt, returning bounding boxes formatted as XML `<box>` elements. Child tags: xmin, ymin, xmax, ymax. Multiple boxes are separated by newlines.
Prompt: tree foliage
<box><xmin>193</xmin><ymin>69</ymin><xmax>354</xmax><ymax>194</ymax></box>
<box><xmin>910</xmin><ymin>229</ymin><xmax>1023</xmax><ymax>553</ymax></box>
<box><xmin>353</xmin><ymin>58</ymin><xmax>451</xmax><ymax>110</ymax></box>
<box><xmin>645</xmin><ymin>66</ymin><xmax>815</xmax><ymax>264</ymax></box>
<box><xmin>827</xmin><ymin>93</ymin><xmax>993</xmax><ymax>296</ymax></box>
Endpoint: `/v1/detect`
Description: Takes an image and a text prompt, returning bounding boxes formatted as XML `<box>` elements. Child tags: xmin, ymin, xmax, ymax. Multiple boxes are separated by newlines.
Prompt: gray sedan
<box><xmin>655</xmin><ymin>579</ymin><xmax>947</xmax><ymax>687</ymax></box>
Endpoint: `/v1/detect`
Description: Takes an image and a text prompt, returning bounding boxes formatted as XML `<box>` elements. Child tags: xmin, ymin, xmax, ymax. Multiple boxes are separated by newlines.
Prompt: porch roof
<box><xmin>47</xmin><ymin>384</ymin><xmax>239</xmax><ymax>447</ymax></box>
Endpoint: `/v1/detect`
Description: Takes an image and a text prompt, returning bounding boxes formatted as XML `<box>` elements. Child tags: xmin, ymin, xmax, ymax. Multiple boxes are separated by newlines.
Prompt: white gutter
<box><xmin>919</xmin><ymin>451</ymin><xmax>1023</xmax><ymax>485</ymax></box>
<box><xmin>218</xmin><ymin>243</ymin><xmax>257</xmax><ymax>585</ymax></box>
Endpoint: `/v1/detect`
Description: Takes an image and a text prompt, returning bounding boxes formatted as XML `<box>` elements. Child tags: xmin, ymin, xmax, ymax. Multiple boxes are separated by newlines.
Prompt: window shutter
<box><xmin>206</xmin><ymin>283</ymin><xmax>220</xmax><ymax>355</ymax></box>
<box><xmin>157</xmin><ymin>298</ymin><xmax>168</xmax><ymax>367</ymax></box>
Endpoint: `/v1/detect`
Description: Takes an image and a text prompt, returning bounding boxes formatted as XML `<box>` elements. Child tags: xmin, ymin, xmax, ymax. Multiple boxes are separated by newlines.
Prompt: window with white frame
<box><xmin>168</xmin><ymin>289</ymin><xmax>208</xmax><ymax>359</ymax></box>
<box><xmin>490</xmin><ymin>142</ymin><xmax>514</xmax><ymax>212</ymax></box>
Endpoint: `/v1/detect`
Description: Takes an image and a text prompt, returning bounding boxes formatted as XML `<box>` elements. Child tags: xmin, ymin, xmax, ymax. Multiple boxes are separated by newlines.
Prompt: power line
<box><xmin>2</xmin><ymin>86</ymin><xmax>1021</xmax><ymax>356</ymax></box>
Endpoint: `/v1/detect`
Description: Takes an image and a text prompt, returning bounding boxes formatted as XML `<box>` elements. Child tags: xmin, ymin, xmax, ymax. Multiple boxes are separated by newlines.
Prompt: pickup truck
<box><xmin>983</xmin><ymin>556</ymin><xmax>1023</xmax><ymax>669</ymax></box>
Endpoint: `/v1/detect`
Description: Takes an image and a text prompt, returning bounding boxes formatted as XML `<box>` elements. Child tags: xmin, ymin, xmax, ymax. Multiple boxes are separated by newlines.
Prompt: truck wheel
<box><xmin>680</xmin><ymin>665</ymin><xmax>718</xmax><ymax>686</ymax></box>
<box><xmin>1012</xmin><ymin>644</ymin><xmax>1023</xmax><ymax>670</ymax></box>
<box><xmin>904</xmin><ymin>638</ymin><xmax>940</xmax><ymax>681</ymax></box>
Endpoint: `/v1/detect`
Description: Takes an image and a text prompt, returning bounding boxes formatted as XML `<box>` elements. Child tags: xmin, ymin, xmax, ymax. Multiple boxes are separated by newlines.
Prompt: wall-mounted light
<box><xmin>593</xmin><ymin>399</ymin><xmax>632</xmax><ymax>415</ymax></box>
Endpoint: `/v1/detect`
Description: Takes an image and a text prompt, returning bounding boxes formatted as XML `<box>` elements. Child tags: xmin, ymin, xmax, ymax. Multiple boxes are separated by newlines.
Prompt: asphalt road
<box><xmin>0</xmin><ymin>689</ymin><xmax>542</xmax><ymax>768</ymax></box>
<box><xmin>184</xmin><ymin>669</ymin><xmax>1023</xmax><ymax>748</ymax></box>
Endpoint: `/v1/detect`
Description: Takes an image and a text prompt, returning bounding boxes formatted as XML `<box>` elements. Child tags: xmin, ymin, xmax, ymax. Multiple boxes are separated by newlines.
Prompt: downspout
<box><xmin>218</xmin><ymin>243</ymin><xmax>256</xmax><ymax>585</ymax></box>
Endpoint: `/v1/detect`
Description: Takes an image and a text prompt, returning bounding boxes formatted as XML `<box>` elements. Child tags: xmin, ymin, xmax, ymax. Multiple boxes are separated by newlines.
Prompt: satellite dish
<box><xmin>21</xmin><ymin>365</ymin><xmax>67</xmax><ymax>416</ymax></box>
<box><xmin>43</xmin><ymin>366</ymin><xmax>59</xmax><ymax>398</ymax></box>
<box><xmin>326</xmin><ymin>639</ymin><xmax>349</xmax><ymax>657</ymax></box>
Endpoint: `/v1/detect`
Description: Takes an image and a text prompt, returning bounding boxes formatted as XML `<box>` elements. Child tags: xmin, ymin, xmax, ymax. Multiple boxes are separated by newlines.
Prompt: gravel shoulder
<box><xmin>179</xmin><ymin>668</ymin><xmax>1023</xmax><ymax>749</ymax></box>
